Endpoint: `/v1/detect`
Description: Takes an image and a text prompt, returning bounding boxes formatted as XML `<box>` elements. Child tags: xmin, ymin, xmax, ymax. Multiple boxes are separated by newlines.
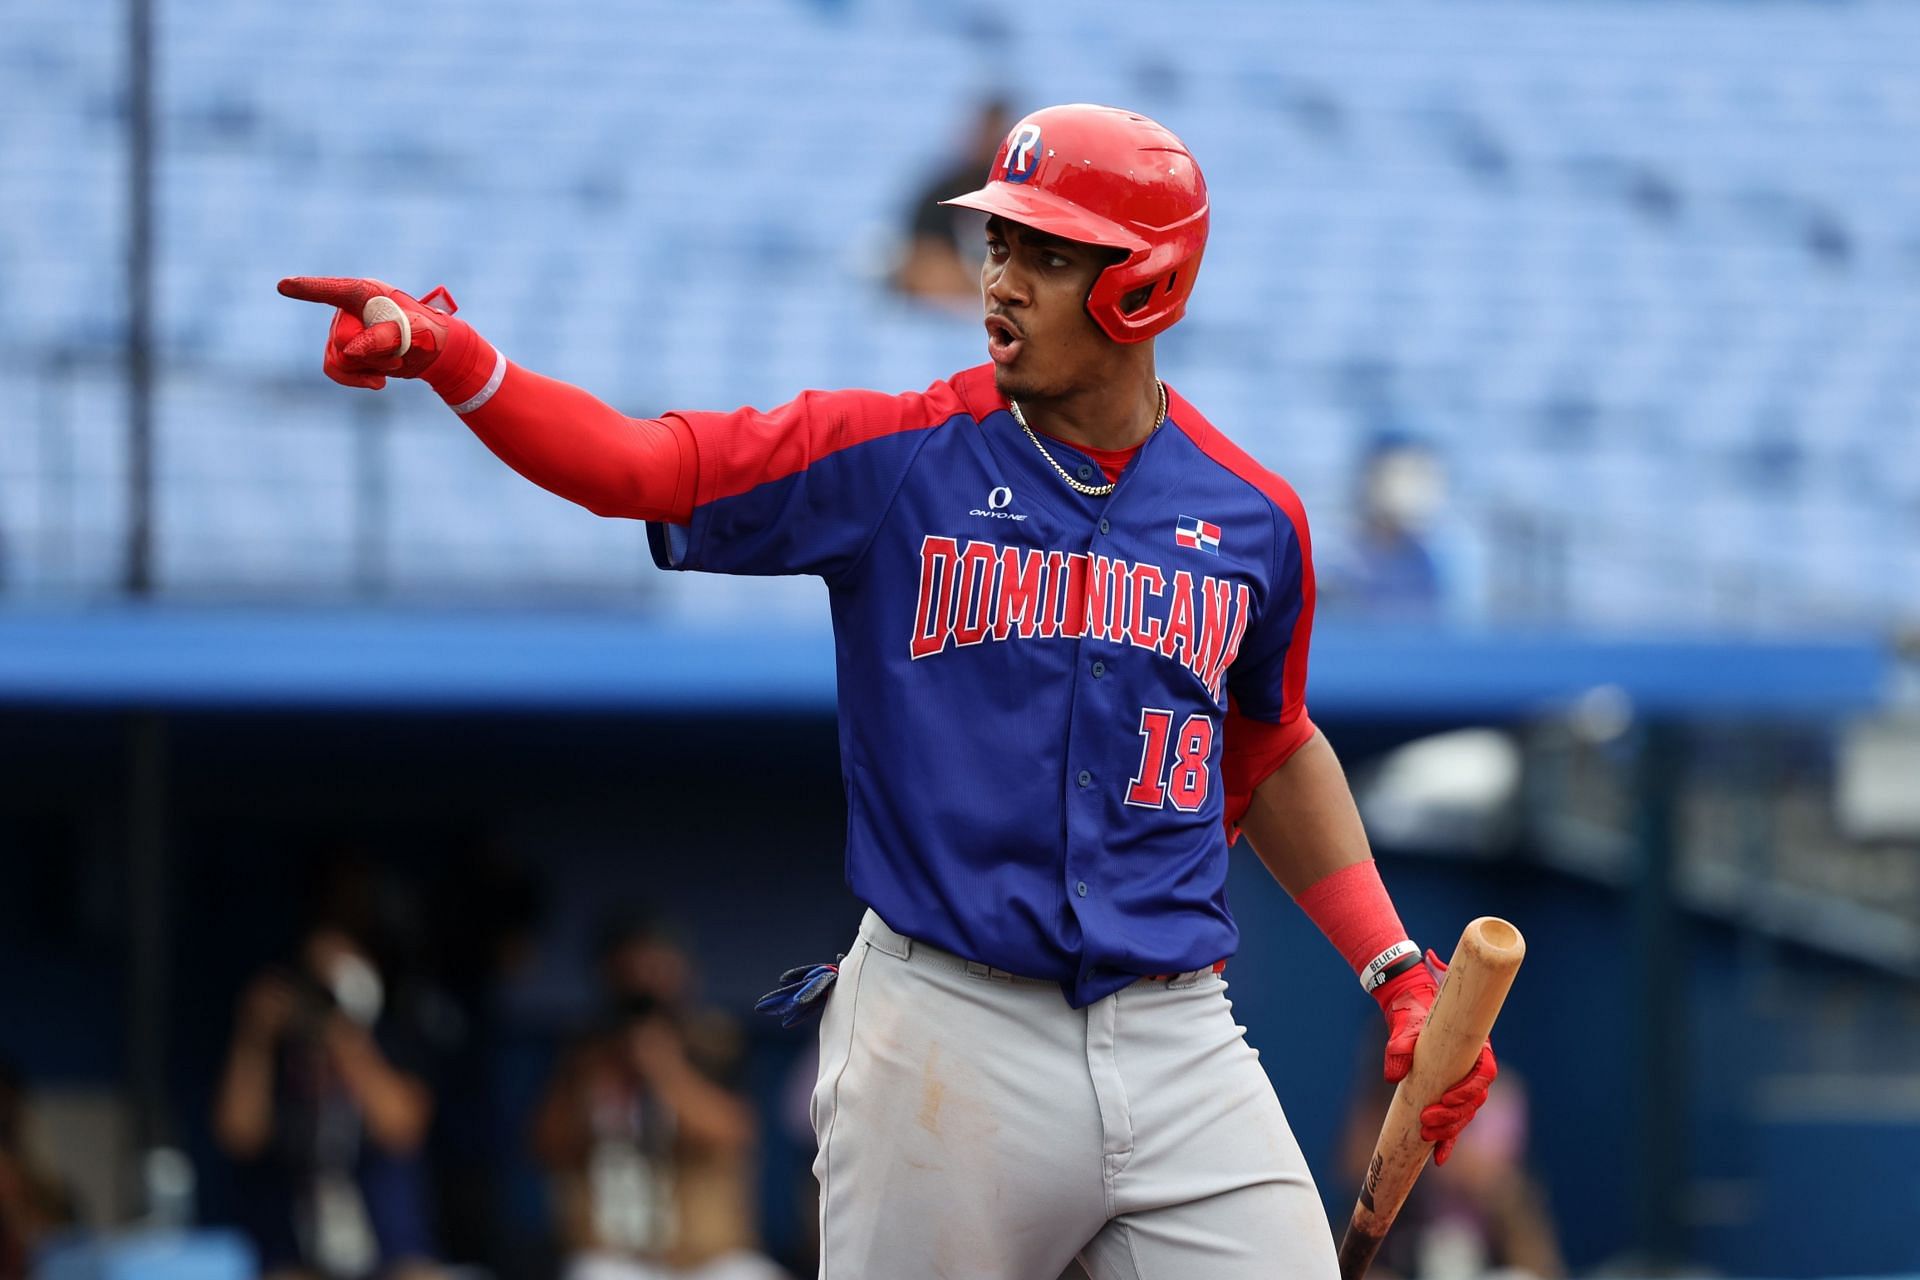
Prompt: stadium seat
<box><xmin>4</xmin><ymin>0</ymin><xmax>1915</xmax><ymax>626</ymax></box>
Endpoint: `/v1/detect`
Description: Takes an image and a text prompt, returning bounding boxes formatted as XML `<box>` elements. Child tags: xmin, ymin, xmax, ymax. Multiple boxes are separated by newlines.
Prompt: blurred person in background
<box><xmin>890</xmin><ymin>98</ymin><xmax>1016</xmax><ymax>308</ymax></box>
<box><xmin>532</xmin><ymin>913</ymin><xmax>785</xmax><ymax>1280</ymax></box>
<box><xmin>0</xmin><ymin>1059</ymin><xmax>76</xmax><ymax>1280</ymax></box>
<box><xmin>214</xmin><ymin>923</ymin><xmax>441</xmax><ymax>1280</ymax></box>
<box><xmin>1322</xmin><ymin>433</ymin><xmax>1478</xmax><ymax>625</ymax></box>
<box><xmin>1339</xmin><ymin>1050</ymin><xmax>1564</xmax><ymax>1280</ymax></box>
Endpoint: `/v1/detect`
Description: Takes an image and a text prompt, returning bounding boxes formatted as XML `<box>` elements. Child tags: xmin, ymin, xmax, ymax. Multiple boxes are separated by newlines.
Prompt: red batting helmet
<box><xmin>941</xmin><ymin>103</ymin><xmax>1209</xmax><ymax>343</ymax></box>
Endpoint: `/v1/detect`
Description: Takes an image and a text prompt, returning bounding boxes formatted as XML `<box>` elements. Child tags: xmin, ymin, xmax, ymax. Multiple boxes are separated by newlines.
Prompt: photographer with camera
<box><xmin>531</xmin><ymin>914</ymin><xmax>785</xmax><ymax>1280</ymax></box>
<box><xmin>214</xmin><ymin>925</ymin><xmax>439</xmax><ymax>1280</ymax></box>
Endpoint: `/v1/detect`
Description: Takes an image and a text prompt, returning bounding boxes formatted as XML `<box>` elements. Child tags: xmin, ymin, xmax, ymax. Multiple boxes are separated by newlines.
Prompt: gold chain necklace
<box><xmin>1008</xmin><ymin>381</ymin><xmax>1167</xmax><ymax>498</ymax></box>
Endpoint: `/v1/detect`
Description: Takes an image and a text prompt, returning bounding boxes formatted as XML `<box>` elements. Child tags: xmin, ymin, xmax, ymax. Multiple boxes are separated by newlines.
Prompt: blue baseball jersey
<box><xmin>648</xmin><ymin>365</ymin><xmax>1316</xmax><ymax>1008</ymax></box>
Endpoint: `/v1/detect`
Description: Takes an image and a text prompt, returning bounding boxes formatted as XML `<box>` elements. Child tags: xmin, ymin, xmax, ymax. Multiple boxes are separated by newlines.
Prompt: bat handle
<box><xmin>1338</xmin><ymin>1223</ymin><xmax>1385</xmax><ymax>1280</ymax></box>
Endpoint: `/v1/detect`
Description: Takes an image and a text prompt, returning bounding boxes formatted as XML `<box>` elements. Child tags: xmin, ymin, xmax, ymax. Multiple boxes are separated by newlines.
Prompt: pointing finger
<box><xmin>278</xmin><ymin>276</ymin><xmax>380</xmax><ymax>308</ymax></box>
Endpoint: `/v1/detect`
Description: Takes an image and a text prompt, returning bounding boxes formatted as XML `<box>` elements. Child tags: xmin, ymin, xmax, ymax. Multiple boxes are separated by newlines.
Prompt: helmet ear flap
<box><xmin>1120</xmin><ymin>268</ymin><xmax>1184</xmax><ymax>315</ymax></box>
<box><xmin>1106</xmin><ymin>261</ymin><xmax>1189</xmax><ymax>328</ymax></box>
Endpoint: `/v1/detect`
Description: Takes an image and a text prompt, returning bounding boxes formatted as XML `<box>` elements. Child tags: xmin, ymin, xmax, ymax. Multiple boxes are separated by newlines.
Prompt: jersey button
<box><xmin>1091</xmin><ymin>661</ymin><xmax>1105</xmax><ymax>678</ymax></box>
<box><xmin>1076</xmin><ymin>464</ymin><xmax>1095</xmax><ymax>481</ymax></box>
<box><xmin>1098</xmin><ymin>518</ymin><xmax>1110</xmax><ymax>535</ymax></box>
<box><xmin>1077</xmin><ymin>770</ymin><xmax>1092</xmax><ymax>788</ymax></box>
<box><xmin>1076</xmin><ymin>881</ymin><xmax>1088</xmax><ymax>898</ymax></box>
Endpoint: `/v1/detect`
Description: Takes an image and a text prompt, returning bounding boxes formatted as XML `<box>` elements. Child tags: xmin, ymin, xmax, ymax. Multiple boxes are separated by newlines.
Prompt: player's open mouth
<box><xmin>985</xmin><ymin>316</ymin><xmax>1024</xmax><ymax>366</ymax></box>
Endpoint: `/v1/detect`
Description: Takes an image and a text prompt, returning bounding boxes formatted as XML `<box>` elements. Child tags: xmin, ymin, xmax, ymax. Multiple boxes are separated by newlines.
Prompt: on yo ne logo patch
<box><xmin>969</xmin><ymin>485</ymin><xmax>1028</xmax><ymax>521</ymax></box>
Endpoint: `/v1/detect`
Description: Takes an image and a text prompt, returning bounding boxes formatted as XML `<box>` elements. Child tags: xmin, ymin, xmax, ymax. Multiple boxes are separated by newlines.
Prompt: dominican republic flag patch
<box><xmin>1175</xmin><ymin>515</ymin><xmax>1222</xmax><ymax>554</ymax></box>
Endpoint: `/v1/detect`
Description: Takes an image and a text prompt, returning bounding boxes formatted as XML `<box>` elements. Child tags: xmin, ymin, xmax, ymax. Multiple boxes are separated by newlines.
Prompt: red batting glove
<box><xmin>276</xmin><ymin>276</ymin><xmax>464</xmax><ymax>390</ymax></box>
<box><xmin>1372</xmin><ymin>949</ymin><xmax>1499</xmax><ymax>1166</ymax></box>
<box><xmin>1421</xmin><ymin>1041</ymin><xmax>1497</xmax><ymax>1165</ymax></box>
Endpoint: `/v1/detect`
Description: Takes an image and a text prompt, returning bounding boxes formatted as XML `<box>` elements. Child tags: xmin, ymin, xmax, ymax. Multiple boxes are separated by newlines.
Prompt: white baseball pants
<box><xmin>810</xmin><ymin>910</ymin><xmax>1340</xmax><ymax>1279</ymax></box>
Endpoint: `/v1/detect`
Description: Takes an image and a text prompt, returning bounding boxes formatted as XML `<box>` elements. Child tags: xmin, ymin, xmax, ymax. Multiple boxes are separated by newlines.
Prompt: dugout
<box><xmin>0</xmin><ymin>608</ymin><xmax>1911</xmax><ymax>1276</ymax></box>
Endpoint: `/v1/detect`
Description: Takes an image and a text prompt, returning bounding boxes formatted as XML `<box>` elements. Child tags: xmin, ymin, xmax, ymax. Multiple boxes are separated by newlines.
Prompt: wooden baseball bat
<box><xmin>1337</xmin><ymin>916</ymin><xmax>1526</xmax><ymax>1280</ymax></box>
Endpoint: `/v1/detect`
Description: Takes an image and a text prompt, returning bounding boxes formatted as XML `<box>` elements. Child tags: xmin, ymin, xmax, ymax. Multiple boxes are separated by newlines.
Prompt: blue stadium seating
<box><xmin>3</xmin><ymin>0</ymin><xmax>1916</xmax><ymax>629</ymax></box>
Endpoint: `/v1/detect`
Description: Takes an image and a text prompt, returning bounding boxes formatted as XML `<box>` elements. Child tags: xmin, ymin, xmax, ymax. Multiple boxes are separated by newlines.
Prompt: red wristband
<box><xmin>422</xmin><ymin>318</ymin><xmax>500</xmax><ymax>408</ymax></box>
<box><xmin>1294</xmin><ymin>860</ymin><xmax>1413</xmax><ymax>991</ymax></box>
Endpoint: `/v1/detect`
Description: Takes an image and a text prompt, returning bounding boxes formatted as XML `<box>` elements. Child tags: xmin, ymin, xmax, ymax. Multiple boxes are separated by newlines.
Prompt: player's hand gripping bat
<box><xmin>1338</xmin><ymin>916</ymin><xmax>1525</xmax><ymax>1280</ymax></box>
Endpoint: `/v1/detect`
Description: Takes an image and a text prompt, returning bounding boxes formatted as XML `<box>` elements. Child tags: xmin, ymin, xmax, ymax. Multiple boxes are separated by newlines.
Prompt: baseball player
<box><xmin>282</xmin><ymin>103</ymin><xmax>1498</xmax><ymax>1280</ymax></box>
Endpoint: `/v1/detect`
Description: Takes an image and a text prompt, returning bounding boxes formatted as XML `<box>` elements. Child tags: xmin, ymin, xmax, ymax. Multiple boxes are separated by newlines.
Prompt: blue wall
<box><xmin>1</xmin><ymin>695</ymin><xmax>1913</xmax><ymax>1272</ymax></box>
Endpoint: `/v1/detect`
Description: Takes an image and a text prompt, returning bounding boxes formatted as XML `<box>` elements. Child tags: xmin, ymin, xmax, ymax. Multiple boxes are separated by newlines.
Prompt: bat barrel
<box><xmin>1463</xmin><ymin>916</ymin><xmax>1524</xmax><ymax>966</ymax></box>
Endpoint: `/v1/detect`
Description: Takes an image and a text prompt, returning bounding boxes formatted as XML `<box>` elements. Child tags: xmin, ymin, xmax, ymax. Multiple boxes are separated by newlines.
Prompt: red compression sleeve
<box><xmin>421</xmin><ymin>323</ymin><xmax>698</xmax><ymax>524</ymax></box>
<box><xmin>1294</xmin><ymin>859</ymin><xmax>1412</xmax><ymax>983</ymax></box>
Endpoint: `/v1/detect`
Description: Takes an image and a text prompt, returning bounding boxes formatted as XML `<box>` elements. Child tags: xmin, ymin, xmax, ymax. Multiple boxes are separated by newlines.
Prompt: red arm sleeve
<box><xmin>421</xmin><ymin>322</ymin><xmax>698</xmax><ymax>524</ymax></box>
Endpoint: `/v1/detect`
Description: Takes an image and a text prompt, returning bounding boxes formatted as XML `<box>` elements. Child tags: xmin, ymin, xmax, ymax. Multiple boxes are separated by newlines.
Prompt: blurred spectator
<box><xmin>1322</xmin><ymin>434</ymin><xmax>1479</xmax><ymax>624</ymax></box>
<box><xmin>0</xmin><ymin>1060</ymin><xmax>76</xmax><ymax>1280</ymax></box>
<box><xmin>1339</xmin><ymin>1052</ymin><xmax>1565</xmax><ymax>1279</ymax></box>
<box><xmin>214</xmin><ymin>925</ymin><xmax>441</xmax><ymax>1280</ymax></box>
<box><xmin>532</xmin><ymin>913</ymin><xmax>785</xmax><ymax>1280</ymax></box>
<box><xmin>890</xmin><ymin>97</ymin><xmax>1015</xmax><ymax>308</ymax></box>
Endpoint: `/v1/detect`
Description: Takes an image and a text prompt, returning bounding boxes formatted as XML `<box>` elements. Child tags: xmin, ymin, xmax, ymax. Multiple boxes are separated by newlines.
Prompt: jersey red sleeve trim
<box><xmin>673</xmin><ymin>372</ymin><xmax>977</xmax><ymax>509</ymax></box>
<box><xmin>1220</xmin><ymin>698</ymin><xmax>1317</xmax><ymax>843</ymax></box>
<box><xmin>953</xmin><ymin>363</ymin><xmax>1011</xmax><ymax>423</ymax></box>
<box><xmin>1165</xmin><ymin>383</ymin><xmax>1316</xmax><ymax>726</ymax></box>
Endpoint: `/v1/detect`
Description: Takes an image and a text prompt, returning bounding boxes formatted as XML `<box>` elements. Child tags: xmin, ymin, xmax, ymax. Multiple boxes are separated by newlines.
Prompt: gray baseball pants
<box><xmin>809</xmin><ymin>909</ymin><xmax>1340</xmax><ymax>1279</ymax></box>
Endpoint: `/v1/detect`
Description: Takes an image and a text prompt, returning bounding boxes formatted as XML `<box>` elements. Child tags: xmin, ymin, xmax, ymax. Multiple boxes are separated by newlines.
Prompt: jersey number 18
<box><xmin>1125</xmin><ymin>709</ymin><xmax>1215</xmax><ymax>812</ymax></box>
